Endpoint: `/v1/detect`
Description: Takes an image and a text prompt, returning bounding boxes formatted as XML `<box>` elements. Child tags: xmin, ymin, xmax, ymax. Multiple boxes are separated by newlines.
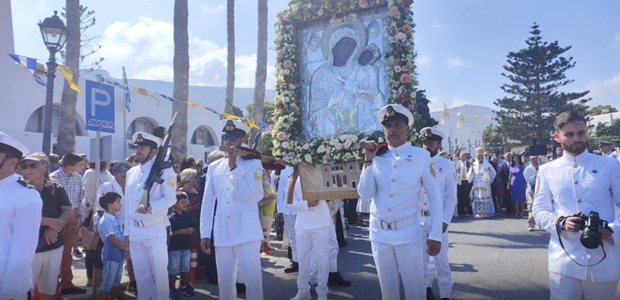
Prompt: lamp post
<box><xmin>38</xmin><ymin>11</ymin><xmax>68</xmax><ymax>154</ymax></box>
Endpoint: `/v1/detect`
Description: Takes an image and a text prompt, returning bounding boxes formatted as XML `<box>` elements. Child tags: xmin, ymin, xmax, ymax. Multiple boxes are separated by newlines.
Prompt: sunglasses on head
<box><xmin>222</xmin><ymin>134</ymin><xmax>240</xmax><ymax>142</ymax></box>
<box><xmin>20</xmin><ymin>162</ymin><xmax>41</xmax><ymax>170</ymax></box>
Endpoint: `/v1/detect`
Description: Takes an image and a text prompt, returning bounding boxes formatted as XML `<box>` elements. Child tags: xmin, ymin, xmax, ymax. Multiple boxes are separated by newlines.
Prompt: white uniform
<box><xmin>358</xmin><ymin>143</ymin><xmax>443</xmax><ymax>300</ymax></box>
<box><xmin>420</xmin><ymin>154</ymin><xmax>457</xmax><ymax>299</ymax></box>
<box><xmin>0</xmin><ymin>174</ymin><xmax>43</xmax><ymax>300</ymax></box>
<box><xmin>523</xmin><ymin>165</ymin><xmax>539</xmax><ymax>228</ymax></box>
<box><xmin>200</xmin><ymin>156</ymin><xmax>264</xmax><ymax>300</ymax></box>
<box><xmin>289</xmin><ymin>179</ymin><xmax>331</xmax><ymax>300</ymax></box>
<box><xmin>277</xmin><ymin>166</ymin><xmax>298</xmax><ymax>262</ymax></box>
<box><xmin>123</xmin><ymin>159</ymin><xmax>177</xmax><ymax>300</ymax></box>
<box><xmin>533</xmin><ymin>151</ymin><xmax>620</xmax><ymax>300</ymax></box>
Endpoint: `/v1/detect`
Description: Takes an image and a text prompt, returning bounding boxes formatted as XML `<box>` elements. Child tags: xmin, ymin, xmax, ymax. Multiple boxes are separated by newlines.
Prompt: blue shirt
<box><xmin>99</xmin><ymin>212</ymin><xmax>124</xmax><ymax>262</ymax></box>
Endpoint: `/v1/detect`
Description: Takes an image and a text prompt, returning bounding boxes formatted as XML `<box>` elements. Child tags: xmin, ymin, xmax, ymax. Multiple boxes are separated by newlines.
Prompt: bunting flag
<box><xmin>122</xmin><ymin>67</ymin><xmax>131</xmax><ymax>112</ymax></box>
<box><xmin>132</xmin><ymin>86</ymin><xmax>160</xmax><ymax>106</ymax></box>
<box><xmin>222</xmin><ymin>112</ymin><xmax>240</xmax><ymax>120</ymax></box>
<box><xmin>186</xmin><ymin>101</ymin><xmax>200</xmax><ymax>108</ymax></box>
<box><xmin>247</xmin><ymin>119</ymin><xmax>260</xmax><ymax>130</ymax></box>
<box><xmin>56</xmin><ymin>65</ymin><xmax>85</xmax><ymax>96</ymax></box>
<box><xmin>8</xmin><ymin>54</ymin><xmax>48</xmax><ymax>87</ymax></box>
<box><xmin>258</xmin><ymin>121</ymin><xmax>272</xmax><ymax>132</ymax></box>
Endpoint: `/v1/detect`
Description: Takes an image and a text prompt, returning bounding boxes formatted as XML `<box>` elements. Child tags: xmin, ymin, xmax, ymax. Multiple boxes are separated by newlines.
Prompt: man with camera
<box><xmin>533</xmin><ymin>111</ymin><xmax>620</xmax><ymax>300</ymax></box>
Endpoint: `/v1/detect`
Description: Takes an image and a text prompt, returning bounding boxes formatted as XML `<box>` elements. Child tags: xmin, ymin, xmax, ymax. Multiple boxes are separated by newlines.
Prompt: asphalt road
<box><xmin>68</xmin><ymin>214</ymin><xmax>620</xmax><ymax>300</ymax></box>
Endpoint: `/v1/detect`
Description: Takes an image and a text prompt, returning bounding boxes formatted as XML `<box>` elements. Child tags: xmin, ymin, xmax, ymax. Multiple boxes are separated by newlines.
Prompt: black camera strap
<box><xmin>555</xmin><ymin>217</ymin><xmax>606</xmax><ymax>267</ymax></box>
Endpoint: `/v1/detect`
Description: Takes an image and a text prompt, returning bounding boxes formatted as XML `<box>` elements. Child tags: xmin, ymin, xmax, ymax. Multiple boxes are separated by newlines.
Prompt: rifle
<box><xmin>138</xmin><ymin>113</ymin><xmax>177</xmax><ymax>211</ymax></box>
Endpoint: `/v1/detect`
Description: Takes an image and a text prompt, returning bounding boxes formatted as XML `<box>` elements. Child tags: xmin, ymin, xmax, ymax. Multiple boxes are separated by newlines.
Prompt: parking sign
<box><xmin>85</xmin><ymin>80</ymin><xmax>115</xmax><ymax>133</ymax></box>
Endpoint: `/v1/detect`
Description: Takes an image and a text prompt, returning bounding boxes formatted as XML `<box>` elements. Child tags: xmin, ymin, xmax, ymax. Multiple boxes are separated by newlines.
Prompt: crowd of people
<box><xmin>1</xmin><ymin>107</ymin><xmax>620</xmax><ymax>300</ymax></box>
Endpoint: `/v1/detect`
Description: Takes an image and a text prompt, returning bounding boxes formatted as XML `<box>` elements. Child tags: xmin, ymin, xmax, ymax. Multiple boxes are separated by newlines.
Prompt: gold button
<box><xmin>574</xmin><ymin>180</ymin><xmax>578</xmax><ymax>185</ymax></box>
<box><xmin>226</xmin><ymin>201</ymin><xmax>230</xmax><ymax>205</ymax></box>
<box><xmin>227</xmin><ymin>215</ymin><xmax>231</xmax><ymax>219</ymax></box>
<box><xmin>227</xmin><ymin>187</ymin><xmax>230</xmax><ymax>191</ymax></box>
<box><xmin>393</xmin><ymin>164</ymin><xmax>398</xmax><ymax>168</ymax></box>
<box><xmin>395</xmin><ymin>153</ymin><xmax>400</xmax><ymax>158</ymax></box>
<box><xmin>389</xmin><ymin>194</ymin><xmax>394</xmax><ymax>198</ymax></box>
<box><xmin>137</xmin><ymin>188</ymin><xmax>141</xmax><ymax>192</ymax></box>
<box><xmin>572</xmin><ymin>164</ymin><xmax>578</xmax><ymax>168</ymax></box>
<box><xmin>577</xmin><ymin>199</ymin><xmax>582</xmax><ymax>203</ymax></box>
<box><xmin>392</xmin><ymin>179</ymin><xmax>396</xmax><ymax>183</ymax></box>
<box><xmin>388</xmin><ymin>208</ymin><xmax>392</xmax><ymax>212</ymax></box>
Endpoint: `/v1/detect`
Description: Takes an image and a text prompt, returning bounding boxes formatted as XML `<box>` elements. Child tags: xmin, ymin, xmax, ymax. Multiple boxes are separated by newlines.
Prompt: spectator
<box><xmin>78</xmin><ymin>154</ymin><xmax>89</xmax><ymax>176</ymax></box>
<box><xmin>49</xmin><ymin>153</ymin><xmax>60</xmax><ymax>173</ymax></box>
<box><xmin>180</xmin><ymin>156</ymin><xmax>196</xmax><ymax>173</ymax></box>
<box><xmin>50</xmin><ymin>152</ymin><xmax>87</xmax><ymax>295</ymax></box>
<box><xmin>508</xmin><ymin>154</ymin><xmax>527</xmax><ymax>217</ymax></box>
<box><xmin>125</xmin><ymin>153</ymin><xmax>139</xmax><ymax>167</ymax></box>
<box><xmin>168</xmin><ymin>192</ymin><xmax>196</xmax><ymax>299</ymax></box>
<box><xmin>524</xmin><ymin>155</ymin><xmax>540</xmax><ymax>231</ymax></box>
<box><xmin>258</xmin><ymin>169</ymin><xmax>277</xmax><ymax>255</ymax></box>
<box><xmin>97</xmin><ymin>192</ymin><xmax>129</xmax><ymax>300</ymax></box>
<box><xmin>490</xmin><ymin>155</ymin><xmax>504</xmax><ymax>215</ymax></box>
<box><xmin>21</xmin><ymin>152</ymin><xmax>72</xmax><ymax>300</ymax></box>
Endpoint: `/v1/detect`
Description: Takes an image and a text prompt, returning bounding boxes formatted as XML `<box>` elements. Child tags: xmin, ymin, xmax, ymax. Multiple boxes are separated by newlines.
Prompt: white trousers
<box><xmin>130</xmin><ymin>235</ymin><xmax>169</xmax><ymax>300</ymax></box>
<box><xmin>549</xmin><ymin>271</ymin><xmax>618</xmax><ymax>300</ymax></box>
<box><xmin>31</xmin><ymin>246</ymin><xmax>63</xmax><ymax>295</ymax></box>
<box><xmin>215</xmin><ymin>240</ymin><xmax>263</xmax><ymax>300</ymax></box>
<box><xmin>371</xmin><ymin>241</ymin><xmax>425</xmax><ymax>300</ymax></box>
<box><xmin>421</xmin><ymin>224</ymin><xmax>453</xmax><ymax>299</ymax></box>
<box><xmin>283</xmin><ymin>214</ymin><xmax>298</xmax><ymax>262</ymax></box>
<box><xmin>328</xmin><ymin>221</ymin><xmax>339</xmax><ymax>272</ymax></box>
<box><xmin>297</xmin><ymin>227</ymin><xmax>330</xmax><ymax>298</ymax></box>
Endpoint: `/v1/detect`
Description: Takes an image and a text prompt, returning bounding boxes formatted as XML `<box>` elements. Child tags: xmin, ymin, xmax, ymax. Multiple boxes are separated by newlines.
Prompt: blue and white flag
<box><xmin>122</xmin><ymin>67</ymin><xmax>131</xmax><ymax>112</ymax></box>
<box><xmin>8</xmin><ymin>54</ymin><xmax>47</xmax><ymax>87</ymax></box>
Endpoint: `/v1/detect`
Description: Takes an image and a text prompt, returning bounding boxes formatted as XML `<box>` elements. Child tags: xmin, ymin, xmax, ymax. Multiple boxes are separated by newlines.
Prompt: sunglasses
<box><xmin>222</xmin><ymin>134</ymin><xmax>240</xmax><ymax>142</ymax></box>
<box><xmin>20</xmin><ymin>162</ymin><xmax>42</xmax><ymax>170</ymax></box>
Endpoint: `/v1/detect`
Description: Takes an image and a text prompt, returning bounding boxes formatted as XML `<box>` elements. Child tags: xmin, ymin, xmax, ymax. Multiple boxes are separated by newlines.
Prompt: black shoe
<box><xmin>236</xmin><ymin>283</ymin><xmax>246</xmax><ymax>294</ymax></box>
<box><xmin>426</xmin><ymin>287</ymin><xmax>436</xmax><ymax>300</ymax></box>
<box><xmin>440</xmin><ymin>298</ymin><xmax>451</xmax><ymax>300</ymax></box>
<box><xmin>328</xmin><ymin>272</ymin><xmax>351</xmax><ymax>286</ymax></box>
<box><xmin>284</xmin><ymin>262</ymin><xmax>299</xmax><ymax>273</ymax></box>
<box><xmin>127</xmin><ymin>280</ymin><xmax>137</xmax><ymax>294</ymax></box>
<box><xmin>72</xmin><ymin>248</ymin><xmax>83</xmax><ymax>258</ymax></box>
<box><xmin>60</xmin><ymin>287</ymin><xmax>87</xmax><ymax>295</ymax></box>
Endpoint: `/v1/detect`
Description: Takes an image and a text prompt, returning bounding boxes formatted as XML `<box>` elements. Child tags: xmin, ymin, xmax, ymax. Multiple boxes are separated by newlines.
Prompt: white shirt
<box><xmin>523</xmin><ymin>165</ymin><xmax>538</xmax><ymax>196</ymax></box>
<box><xmin>358</xmin><ymin>143</ymin><xmax>443</xmax><ymax>244</ymax></box>
<box><xmin>420</xmin><ymin>155</ymin><xmax>458</xmax><ymax>226</ymax></box>
<box><xmin>83</xmin><ymin>168</ymin><xmax>112</xmax><ymax>212</ymax></box>
<box><xmin>97</xmin><ymin>179</ymin><xmax>125</xmax><ymax>226</ymax></box>
<box><xmin>123</xmin><ymin>159</ymin><xmax>177</xmax><ymax>240</ymax></box>
<box><xmin>0</xmin><ymin>174</ymin><xmax>43</xmax><ymax>299</ymax></box>
<box><xmin>456</xmin><ymin>160</ymin><xmax>469</xmax><ymax>181</ymax></box>
<box><xmin>200</xmin><ymin>156</ymin><xmax>264</xmax><ymax>247</ymax></box>
<box><xmin>533</xmin><ymin>150</ymin><xmax>620</xmax><ymax>281</ymax></box>
<box><xmin>276</xmin><ymin>166</ymin><xmax>297</xmax><ymax>215</ymax></box>
<box><xmin>289</xmin><ymin>178</ymin><xmax>332</xmax><ymax>231</ymax></box>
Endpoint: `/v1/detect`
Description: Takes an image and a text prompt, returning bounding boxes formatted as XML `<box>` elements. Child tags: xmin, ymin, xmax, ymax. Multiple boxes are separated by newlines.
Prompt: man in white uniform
<box><xmin>418</xmin><ymin>127</ymin><xmax>457</xmax><ymax>300</ymax></box>
<box><xmin>0</xmin><ymin>132</ymin><xmax>42</xmax><ymax>300</ymax></box>
<box><xmin>277</xmin><ymin>165</ymin><xmax>299</xmax><ymax>273</ymax></box>
<box><xmin>600</xmin><ymin>140</ymin><xmax>617</xmax><ymax>159</ymax></box>
<box><xmin>200</xmin><ymin>119</ymin><xmax>264</xmax><ymax>300</ymax></box>
<box><xmin>533</xmin><ymin>111</ymin><xmax>620</xmax><ymax>300</ymax></box>
<box><xmin>358</xmin><ymin>105</ymin><xmax>443</xmax><ymax>300</ymax></box>
<box><xmin>123</xmin><ymin>127</ymin><xmax>177</xmax><ymax>300</ymax></box>
<box><xmin>289</xmin><ymin>179</ymin><xmax>331</xmax><ymax>300</ymax></box>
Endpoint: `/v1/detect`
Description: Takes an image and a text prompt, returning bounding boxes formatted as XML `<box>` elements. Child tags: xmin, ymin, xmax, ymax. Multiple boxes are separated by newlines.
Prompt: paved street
<box><xmin>68</xmin><ymin>214</ymin><xmax>620</xmax><ymax>299</ymax></box>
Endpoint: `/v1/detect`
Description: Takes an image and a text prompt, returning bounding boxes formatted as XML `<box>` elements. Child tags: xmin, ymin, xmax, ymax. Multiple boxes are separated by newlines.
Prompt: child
<box><xmin>168</xmin><ymin>192</ymin><xmax>196</xmax><ymax>300</ymax></box>
<box><xmin>97</xmin><ymin>192</ymin><xmax>128</xmax><ymax>300</ymax></box>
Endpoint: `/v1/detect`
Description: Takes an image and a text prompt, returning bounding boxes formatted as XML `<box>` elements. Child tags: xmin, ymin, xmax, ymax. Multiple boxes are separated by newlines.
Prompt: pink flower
<box><xmin>402</xmin><ymin>25</ymin><xmax>413</xmax><ymax>34</ymax></box>
<box><xmin>388</xmin><ymin>6</ymin><xmax>399</xmax><ymax>17</ymax></box>
<box><xmin>399</xmin><ymin>73</ymin><xmax>412</xmax><ymax>84</ymax></box>
<box><xmin>277</xmin><ymin>132</ymin><xmax>288</xmax><ymax>141</ymax></box>
<box><xmin>283</xmin><ymin>60</ymin><xmax>293</xmax><ymax>68</ymax></box>
<box><xmin>359</xmin><ymin>0</ymin><xmax>368</xmax><ymax>8</ymax></box>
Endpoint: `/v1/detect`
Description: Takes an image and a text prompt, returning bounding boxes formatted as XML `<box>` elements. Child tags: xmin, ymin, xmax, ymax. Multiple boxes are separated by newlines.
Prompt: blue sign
<box><xmin>85</xmin><ymin>80</ymin><xmax>115</xmax><ymax>133</ymax></box>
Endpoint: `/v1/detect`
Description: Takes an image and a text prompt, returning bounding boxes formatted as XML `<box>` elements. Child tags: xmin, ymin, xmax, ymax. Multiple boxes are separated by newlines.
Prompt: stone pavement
<box><xmin>66</xmin><ymin>214</ymin><xmax>620</xmax><ymax>299</ymax></box>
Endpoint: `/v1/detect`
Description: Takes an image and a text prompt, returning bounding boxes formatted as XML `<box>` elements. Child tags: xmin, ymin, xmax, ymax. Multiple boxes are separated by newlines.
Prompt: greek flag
<box><xmin>8</xmin><ymin>54</ymin><xmax>47</xmax><ymax>87</ymax></box>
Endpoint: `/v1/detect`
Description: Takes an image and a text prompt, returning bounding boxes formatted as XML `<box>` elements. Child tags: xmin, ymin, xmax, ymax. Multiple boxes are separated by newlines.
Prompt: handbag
<box><xmin>81</xmin><ymin>212</ymin><xmax>101</xmax><ymax>251</ymax></box>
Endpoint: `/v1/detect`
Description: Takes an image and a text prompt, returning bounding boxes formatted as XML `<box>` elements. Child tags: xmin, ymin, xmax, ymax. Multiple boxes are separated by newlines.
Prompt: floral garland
<box><xmin>272</xmin><ymin>0</ymin><xmax>416</xmax><ymax>164</ymax></box>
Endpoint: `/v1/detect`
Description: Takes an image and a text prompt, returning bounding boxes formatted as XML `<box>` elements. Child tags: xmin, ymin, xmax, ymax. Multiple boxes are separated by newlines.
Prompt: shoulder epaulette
<box><xmin>17</xmin><ymin>178</ymin><xmax>34</xmax><ymax>189</ymax></box>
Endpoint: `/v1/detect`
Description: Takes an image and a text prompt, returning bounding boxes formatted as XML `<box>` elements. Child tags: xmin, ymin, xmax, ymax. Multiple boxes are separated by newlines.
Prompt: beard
<box><xmin>426</xmin><ymin>148</ymin><xmax>438</xmax><ymax>157</ymax></box>
<box><xmin>560</xmin><ymin>140</ymin><xmax>588</xmax><ymax>155</ymax></box>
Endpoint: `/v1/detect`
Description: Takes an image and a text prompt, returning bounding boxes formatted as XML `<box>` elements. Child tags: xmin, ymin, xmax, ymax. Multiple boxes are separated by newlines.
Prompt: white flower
<box><xmin>335</xmin><ymin>143</ymin><xmax>343</xmax><ymax>150</ymax></box>
<box><xmin>378</xmin><ymin>137</ymin><xmax>385</xmax><ymax>143</ymax></box>
<box><xmin>344</xmin><ymin>140</ymin><xmax>353</xmax><ymax>149</ymax></box>
<box><xmin>344</xmin><ymin>153</ymin><xmax>353</xmax><ymax>161</ymax></box>
<box><xmin>397</xmin><ymin>32</ymin><xmax>407</xmax><ymax>40</ymax></box>
<box><xmin>305</xmin><ymin>154</ymin><xmax>313</xmax><ymax>163</ymax></box>
<box><xmin>281</xmin><ymin>141</ymin><xmax>290</xmax><ymax>149</ymax></box>
<box><xmin>394</xmin><ymin>65</ymin><xmax>401</xmax><ymax>72</ymax></box>
<box><xmin>317</xmin><ymin>145</ymin><xmax>326</xmax><ymax>153</ymax></box>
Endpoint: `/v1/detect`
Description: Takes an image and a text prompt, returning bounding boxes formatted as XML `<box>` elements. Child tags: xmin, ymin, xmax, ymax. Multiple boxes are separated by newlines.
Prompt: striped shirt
<box><xmin>50</xmin><ymin>167</ymin><xmax>85</xmax><ymax>219</ymax></box>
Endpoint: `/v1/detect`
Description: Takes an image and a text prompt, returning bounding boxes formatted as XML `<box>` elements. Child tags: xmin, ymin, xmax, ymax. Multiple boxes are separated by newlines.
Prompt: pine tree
<box><xmin>494</xmin><ymin>23</ymin><xmax>591</xmax><ymax>146</ymax></box>
<box><xmin>409</xmin><ymin>89</ymin><xmax>438</xmax><ymax>144</ymax></box>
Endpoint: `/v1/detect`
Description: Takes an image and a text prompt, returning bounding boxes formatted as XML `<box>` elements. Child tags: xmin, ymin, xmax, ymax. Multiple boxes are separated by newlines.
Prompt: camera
<box><xmin>571</xmin><ymin>211</ymin><xmax>610</xmax><ymax>249</ymax></box>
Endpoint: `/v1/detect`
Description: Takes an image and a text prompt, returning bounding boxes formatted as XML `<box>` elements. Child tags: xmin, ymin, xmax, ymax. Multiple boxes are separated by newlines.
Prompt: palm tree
<box><xmin>172</xmin><ymin>0</ymin><xmax>189</xmax><ymax>163</ymax></box>
<box><xmin>224</xmin><ymin>0</ymin><xmax>235</xmax><ymax>114</ymax></box>
<box><xmin>56</xmin><ymin>0</ymin><xmax>80</xmax><ymax>156</ymax></box>
<box><xmin>250</xmin><ymin>0</ymin><xmax>268</xmax><ymax>149</ymax></box>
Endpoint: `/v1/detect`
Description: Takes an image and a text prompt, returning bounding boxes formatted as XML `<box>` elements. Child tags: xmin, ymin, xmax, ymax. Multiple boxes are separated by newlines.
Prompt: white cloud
<box><xmin>96</xmin><ymin>17</ymin><xmax>274</xmax><ymax>89</ymax></box>
<box><xmin>615</xmin><ymin>32</ymin><xmax>620</xmax><ymax>43</ymax></box>
<box><xmin>584</xmin><ymin>71</ymin><xmax>620</xmax><ymax>107</ymax></box>
<box><xmin>445</xmin><ymin>56</ymin><xmax>471</xmax><ymax>69</ymax></box>
<box><xmin>428</xmin><ymin>96</ymin><xmax>443</xmax><ymax>112</ymax></box>
<box><xmin>200</xmin><ymin>4</ymin><xmax>226</xmax><ymax>15</ymax></box>
<box><xmin>431</xmin><ymin>20</ymin><xmax>445</xmax><ymax>30</ymax></box>
<box><xmin>417</xmin><ymin>54</ymin><xmax>433</xmax><ymax>66</ymax></box>
<box><xmin>427</xmin><ymin>96</ymin><xmax>473</xmax><ymax>112</ymax></box>
<box><xmin>449</xmin><ymin>97</ymin><xmax>473</xmax><ymax>108</ymax></box>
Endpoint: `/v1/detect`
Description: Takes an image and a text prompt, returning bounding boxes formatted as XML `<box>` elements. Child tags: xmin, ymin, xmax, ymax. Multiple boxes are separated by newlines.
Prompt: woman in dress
<box><xmin>508</xmin><ymin>154</ymin><xmax>527</xmax><ymax>217</ymax></box>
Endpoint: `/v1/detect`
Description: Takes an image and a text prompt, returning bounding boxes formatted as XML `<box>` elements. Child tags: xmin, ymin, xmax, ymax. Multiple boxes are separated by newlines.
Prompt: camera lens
<box><xmin>581</xmin><ymin>228</ymin><xmax>601</xmax><ymax>249</ymax></box>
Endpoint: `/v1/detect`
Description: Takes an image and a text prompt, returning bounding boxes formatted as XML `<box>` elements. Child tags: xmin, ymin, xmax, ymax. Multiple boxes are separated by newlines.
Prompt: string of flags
<box><xmin>7</xmin><ymin>53</ymin><xmax>272</xmax><ymax>132</ymax></box>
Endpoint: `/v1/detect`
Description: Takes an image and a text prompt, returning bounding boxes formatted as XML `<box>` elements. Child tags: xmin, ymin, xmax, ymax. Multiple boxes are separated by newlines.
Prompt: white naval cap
<box><xmin>131</xmin><ymin>132</ymin><xmax>163</xmax><ymax>148</ymax></box>
<box><xmin>419</xmin><ymin>127</ymin><xmax>445</xmax><ymax>141</ymax></box>
<box><xmin>220</xmin><ymin>119</ymin><xmax>250</xmax><ymax>135</ymax></box>
<box><xmin>0</xmin><ymin>131</ymin><xmax>29</xmax><ymax>157</ymax></box>
<box><xmin>377</xmin><ymin>104</ymin><xmax>414</xmax><ymax>127</ymax></box>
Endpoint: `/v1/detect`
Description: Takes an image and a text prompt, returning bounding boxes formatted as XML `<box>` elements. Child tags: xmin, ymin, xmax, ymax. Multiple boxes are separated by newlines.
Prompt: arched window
<box><xmin>191</xmin><ymin>126</ymin><xmax>217</xmax><ymax>147</ymax></box>
<box><xmin>25</xmin><ymin>105</ymin><xmax>86</xmax><ymax>136</ymax></box>
<box><xmin>126</xmin><ymin>117</ymin><xmax>158</xmax><ymax>140</ymax></box>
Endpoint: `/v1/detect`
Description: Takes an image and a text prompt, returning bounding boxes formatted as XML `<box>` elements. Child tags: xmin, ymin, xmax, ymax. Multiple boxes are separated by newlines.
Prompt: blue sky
<box><xmin>11</xmin><ymin>0</ymin><xmax>620</xmax><ymax>111</ymax></box>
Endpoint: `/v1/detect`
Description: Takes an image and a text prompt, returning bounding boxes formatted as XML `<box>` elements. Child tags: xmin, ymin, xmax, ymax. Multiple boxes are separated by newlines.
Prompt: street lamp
<box><xmin>38</xmin><ymin>11</ymin><xmax>68</xmax><ymax>154</ymax></box>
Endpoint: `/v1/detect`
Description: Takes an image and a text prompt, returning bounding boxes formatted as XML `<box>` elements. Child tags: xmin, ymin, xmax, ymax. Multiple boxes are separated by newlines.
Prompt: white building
<box><xmin>0</xmin><ymin>0</ymin><xmax>274</xmax><ymax>162</ymax></box>
<box><xmin>588</xmin><ymin>112</ymin><xmax>620</xmax><ymax>128</ymax></box>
